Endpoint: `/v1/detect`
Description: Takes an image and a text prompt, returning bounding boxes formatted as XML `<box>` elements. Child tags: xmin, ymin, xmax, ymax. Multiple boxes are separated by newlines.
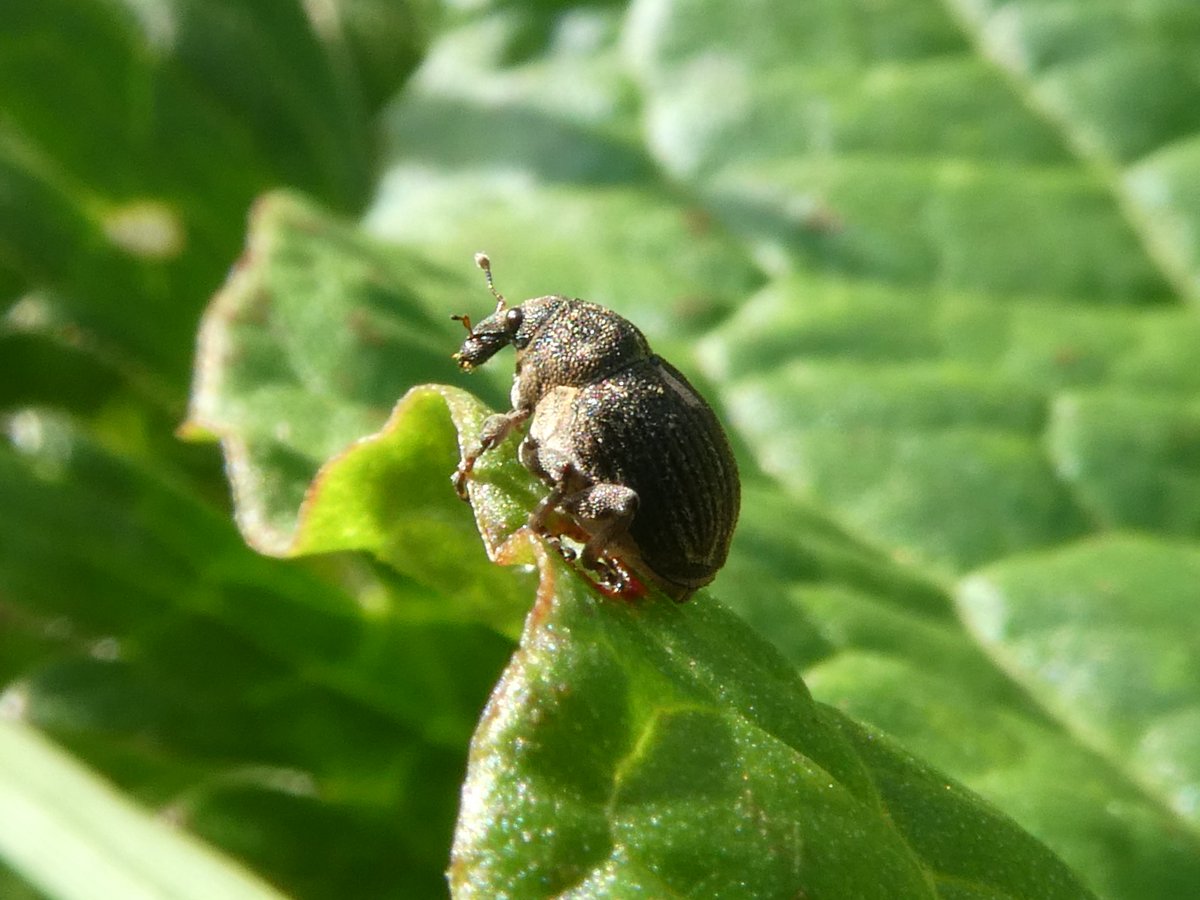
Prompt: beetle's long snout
<box><xmin>453</xmin><ymin>314</ymin><xmax>511</xmax><ymax>370</ymax></box>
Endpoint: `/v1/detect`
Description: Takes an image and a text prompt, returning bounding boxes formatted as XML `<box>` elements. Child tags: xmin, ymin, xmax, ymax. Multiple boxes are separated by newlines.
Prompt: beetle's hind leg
<box><xmin>529</xmin><ymin>474</ymin><xmax>640</xmax><ymax>592</ymax></box>
<box><xmin>560</xmin><ymin>483</ymin><xmax>639</xmax><ymax>573</ymax></box>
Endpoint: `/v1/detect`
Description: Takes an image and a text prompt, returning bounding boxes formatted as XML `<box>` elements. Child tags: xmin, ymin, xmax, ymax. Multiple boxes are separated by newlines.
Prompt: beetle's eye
<box><xmin>505</xmin><ymin>307</ymin><xmax>524</xmax><ymax>336</ymax></box>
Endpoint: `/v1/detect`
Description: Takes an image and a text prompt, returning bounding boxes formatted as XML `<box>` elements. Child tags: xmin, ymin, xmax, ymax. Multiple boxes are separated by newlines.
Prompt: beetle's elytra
<box><xmin>452</xmin><ymin>253</ymin><xmax>740</xmax><ymax>602</ymax></box>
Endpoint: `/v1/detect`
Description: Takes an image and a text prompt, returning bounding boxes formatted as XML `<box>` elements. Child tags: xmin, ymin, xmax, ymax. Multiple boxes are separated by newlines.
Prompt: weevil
<box><xmin>451</xmin><ymin>253</ymin><xmax>740</xmax><ymax>601</ymax></box>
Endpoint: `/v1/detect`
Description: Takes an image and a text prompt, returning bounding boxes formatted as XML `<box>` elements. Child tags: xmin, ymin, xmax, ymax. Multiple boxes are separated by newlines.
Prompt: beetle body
<box><xmin>453</xmin><ymin>256</ymin><xmax>740</xmax><ymax>601</ymax></box>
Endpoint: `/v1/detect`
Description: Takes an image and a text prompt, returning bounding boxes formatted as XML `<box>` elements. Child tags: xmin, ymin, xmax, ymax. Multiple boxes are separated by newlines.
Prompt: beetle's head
<box><xmin>452</xmin><ymin>253</ymin><xmax>559</xmax><ymax>370</ymax></box>
<box><xmin>452</xmin><ymin>299</ymin><xmax>521</xmax><ymax>370</ymax></box>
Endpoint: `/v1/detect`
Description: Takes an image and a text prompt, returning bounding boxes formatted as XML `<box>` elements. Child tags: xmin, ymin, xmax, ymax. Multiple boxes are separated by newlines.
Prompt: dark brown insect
<box><xmin>452</xmin><ymin>253</ymin><xmax>739</xmax><ymax>601</ymax></box>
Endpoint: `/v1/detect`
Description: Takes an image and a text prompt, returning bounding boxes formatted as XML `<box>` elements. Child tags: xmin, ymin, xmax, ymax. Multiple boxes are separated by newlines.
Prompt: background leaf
<box><xmin>0</xmin><ymin>411</ymin><xmax>510</xmax><ymax>896</ymax></box>
<box><xmin>0</xmin><ymin>718</ymin><xmax>286</xmax><ymax>900</ymax></box>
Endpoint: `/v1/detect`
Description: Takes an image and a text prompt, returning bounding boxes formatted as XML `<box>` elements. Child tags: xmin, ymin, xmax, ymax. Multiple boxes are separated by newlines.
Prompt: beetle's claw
<box><xmin>542</xmin><ymin>533</ymin><xmax>577</xmax><ymax>563</ymax></box>
<box><xmin>533</xmin><ymin>527</ymin><xmax>647</xmax><ymax>601</ymax></box>
<box><xmin>452</xmin><ymin>463</ymin><xmax>472</xmax><ymax>500</ymax></box>
<box><xmin>586</xmin><ymin>553</ymin><xmax>646</xmax><ymax>600</ymax></box>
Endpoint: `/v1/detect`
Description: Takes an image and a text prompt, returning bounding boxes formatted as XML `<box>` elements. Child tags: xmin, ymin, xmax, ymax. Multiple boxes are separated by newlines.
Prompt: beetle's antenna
<box><xmin>474</xmin><ymin>251</ymin><xmax>506</xmax><ymax>310</ymax></box>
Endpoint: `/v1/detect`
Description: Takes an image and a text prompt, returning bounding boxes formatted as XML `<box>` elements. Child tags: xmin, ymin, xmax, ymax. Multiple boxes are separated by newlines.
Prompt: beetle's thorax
<box><xmin>513</xmin><ymin>297</ymin><xmax>652</xmax><ymax>406</ymax></box>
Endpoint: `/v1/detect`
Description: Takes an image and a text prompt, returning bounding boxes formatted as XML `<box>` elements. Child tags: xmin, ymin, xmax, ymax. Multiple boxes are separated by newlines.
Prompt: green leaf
<box><xmin>718</xmin><ymin>352</ymin><xmax>1089</xmax><ymax>573</ymax></box>
<box><xmin>719</xmin><ymin>487</ymin><xmax>1200</xmax><ymax>899</ymax></box>
<box><xmin>364</xmin><ymin>7</ymin><xmax>765</xmax><ymax>353</ymax></box>
<box><xmin>946</xmin><ymin>0</ymin><xmax>1200</xmax><ymax>301</ymax></box>
<box><xmin>0</xmin><ymin>415</ymin><xmax>508</xmax><ymax>896</ymax></box>
<box><xmin>180</xmin><ymin>4</ymin><xmax>1200</xmax><ymax>888</ymax></box>
<box><xmin>1048</xmin><ymin>392</ymin><xmax>1200</xmax><ymax>533</ymax></box>
<box><xmin>626</xmin><ymin>0</ymin><xmax>1168</xmax><ymax>299</ymax></box>
<box><xmin>696</xmin><ymin>271</ymin><xmax>1200</xmax><ymax>568</ymax></box>
<box><xmin>291</xmin><ymin>383</ymin><xmax>544</xmax><ymax>633</ymax></box>
<box><xmin>0</xmin><ymin>0</ymin><xmax>429</xmax><ymax>388</ymax></box>
<box><xmin>185</xmin><ymin>192</ymin><xmax>469</xmax><ymax>548</ymax></box>
<box><xmin>10</xmin><ymin>0</ymin><xmax>1200</xmax><ymax>897</ymax></box>
<box><xmin>0</xmin><ymin>719</ymin><xmax>285</xmax><ymax>900</ymax></box>
<box><xmin>637</xmin><ymin>0</ymin><xmax>1198</xmax><ymax>571</ymax></box>
<box><xmin>959</xmin><ymin>537</ymin><xmax>1200</xmax><ymax>834</ymax></box>
<box><xmin>179</xmin><ymin>161</ymin><xmax>1101</xmax><ymax>899</ymax></box>
<box><xmin>183</xmin><ymin>191</ymin><xmax>541</xmax><ymax>633</ymax></box>
<box><xmin>450</xmin><ymin>563</ymin><xmax>1093</xmax><ymax>899</ymax></box>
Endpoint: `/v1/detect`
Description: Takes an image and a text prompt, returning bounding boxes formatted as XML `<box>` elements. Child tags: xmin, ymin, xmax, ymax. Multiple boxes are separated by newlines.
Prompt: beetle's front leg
<box><xmin>452</xmin><ymin>407</ymin><xmax>531</xmax><ymax>499</ymax></box>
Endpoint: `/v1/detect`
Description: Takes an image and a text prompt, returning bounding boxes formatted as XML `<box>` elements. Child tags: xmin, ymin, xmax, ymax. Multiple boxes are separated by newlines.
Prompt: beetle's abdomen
<box><xmin>571</xmin><ymin>358</ymin><xmax>740</xmax><ymax>593</ymax></box>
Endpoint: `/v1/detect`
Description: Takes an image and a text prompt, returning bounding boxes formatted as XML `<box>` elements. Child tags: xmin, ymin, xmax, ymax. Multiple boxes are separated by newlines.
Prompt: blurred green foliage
<box><xmin>2</xmin><ymin>1</ymin><xmax>1199</xmax><ymax>898</ymax></box>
